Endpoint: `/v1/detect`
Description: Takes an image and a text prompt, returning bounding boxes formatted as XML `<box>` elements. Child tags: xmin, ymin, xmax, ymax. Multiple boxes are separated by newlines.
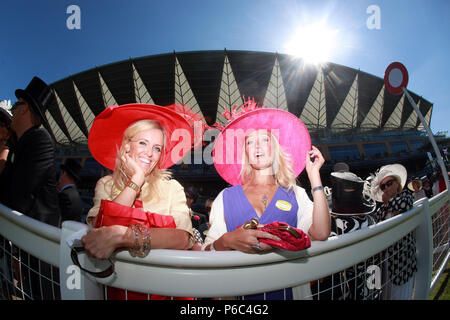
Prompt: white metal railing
<box><xmin>0</xmin><ymin>190</ymin><xmax>448</xmax><ymax>300</ymax></box>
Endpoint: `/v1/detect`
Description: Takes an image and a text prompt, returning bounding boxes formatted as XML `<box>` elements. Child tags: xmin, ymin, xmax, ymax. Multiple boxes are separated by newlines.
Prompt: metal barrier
<box><xmin>1</xmin><ymin>190</ymin><xmax>448</xmax><ymax>300</ymax></box>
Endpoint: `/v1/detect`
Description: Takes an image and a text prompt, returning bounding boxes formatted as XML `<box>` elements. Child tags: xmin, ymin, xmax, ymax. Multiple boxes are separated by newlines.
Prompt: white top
<box><xmin>203</xmin><ymin>185</ymin><xmax>314</xmax><ymax>249</ymax></box>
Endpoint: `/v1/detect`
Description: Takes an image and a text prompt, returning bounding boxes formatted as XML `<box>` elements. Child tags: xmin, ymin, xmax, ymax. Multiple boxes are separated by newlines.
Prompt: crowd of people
<box><xmin>0</xmin><ymin>76</ymin><xmax>448</xmax><ymax>300</ymax></box>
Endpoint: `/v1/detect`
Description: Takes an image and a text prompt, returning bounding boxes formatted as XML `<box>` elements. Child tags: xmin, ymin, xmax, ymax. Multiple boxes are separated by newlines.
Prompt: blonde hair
<box><xmin>239</xmin><ymin>131</ymin><xmax>297</xmax><ymax>191</ymax></box>
<box><xmin>109</xmin><ymin>119</ymin><xmax>172</xmax><ymax>201</ymax></box>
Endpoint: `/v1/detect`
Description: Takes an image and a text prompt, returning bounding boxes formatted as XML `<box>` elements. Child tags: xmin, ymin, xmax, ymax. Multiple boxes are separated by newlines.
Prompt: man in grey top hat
<box><xmin>0</xmin><ymin>76</ymin><xmax>61</xmax><ymax>227</ymax></box>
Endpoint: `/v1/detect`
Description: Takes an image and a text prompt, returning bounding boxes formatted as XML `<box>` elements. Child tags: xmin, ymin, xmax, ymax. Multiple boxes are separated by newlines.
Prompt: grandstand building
<box><xmin>41</xmin><ymin>50</ymin><xmax>443</xmax><ymax>196</ymax></box>
<box><xmin>0</xmin><ymin>100</ymin><xmax>11</xmax><ymax>113</ymax></box>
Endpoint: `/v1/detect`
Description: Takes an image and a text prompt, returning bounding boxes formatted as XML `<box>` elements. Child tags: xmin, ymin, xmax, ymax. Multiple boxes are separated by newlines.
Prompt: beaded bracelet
<box><xmin>129</xmin><ymin>225</ymin><xmax>140</xmax><ymax>255</ymax></box>
<box><xmin>128</xmin><ymin>224</ymin><xmax>152</xmax><ymax>258</ymax></box>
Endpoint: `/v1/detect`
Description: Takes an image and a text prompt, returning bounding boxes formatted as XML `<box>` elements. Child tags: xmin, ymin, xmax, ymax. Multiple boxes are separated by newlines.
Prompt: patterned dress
<box><xmin>372</xmin><ymin>189</ymin><xmax>417</xmax><ymax>286</ymax></box>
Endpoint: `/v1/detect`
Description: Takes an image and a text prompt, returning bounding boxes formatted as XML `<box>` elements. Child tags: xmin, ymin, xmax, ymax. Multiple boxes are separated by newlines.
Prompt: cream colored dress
<box><xmin>86</xmin><ymin>175</ymin><xmax>194</xmax><ymax>247</ymax></box>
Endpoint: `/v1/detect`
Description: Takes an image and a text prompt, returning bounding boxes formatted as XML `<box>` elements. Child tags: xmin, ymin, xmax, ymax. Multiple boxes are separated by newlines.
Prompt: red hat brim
<box><xmin>88</xmin><ymin>104</ymin><xmax>194</xmax><ymax>170</ymax></box>
<box><xmin>213</xmin><ymin>109</ymin><xmax>311</xmax><ymax>186</ymax></box>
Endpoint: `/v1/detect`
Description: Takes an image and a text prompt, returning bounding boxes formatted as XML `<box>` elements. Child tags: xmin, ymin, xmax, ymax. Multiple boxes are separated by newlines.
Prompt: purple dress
<box><xmin>223</xmin><ymin>184</ymin><xmax>298</xmax><ymax>300</ymax></box>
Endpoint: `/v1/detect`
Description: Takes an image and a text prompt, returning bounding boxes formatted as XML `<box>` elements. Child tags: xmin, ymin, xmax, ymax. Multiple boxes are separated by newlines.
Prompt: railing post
<box><xmin>413</xmin><ymin>199</ymin><xmax>433</xmax><ymax>299</ymax></box>
<box><xmin>59</xmin><ymin>221</ymin><xmax>104</xmax><ymax>300</ymax></box>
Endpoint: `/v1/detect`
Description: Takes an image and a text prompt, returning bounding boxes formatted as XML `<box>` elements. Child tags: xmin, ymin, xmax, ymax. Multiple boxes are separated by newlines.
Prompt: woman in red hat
<box><xmin>81</xmin><ymin>103</ymin><xmax>197</xmax><ymax>299</ymax></box>
<box><xmin>203</xmin><ymin>99</ymin><xmax>330</xmax><ymax>299</ymax></box>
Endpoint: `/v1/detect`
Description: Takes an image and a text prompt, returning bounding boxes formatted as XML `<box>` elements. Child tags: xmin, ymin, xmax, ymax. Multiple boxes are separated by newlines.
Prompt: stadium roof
<box><xmin>44</xmin><ymin>50</ymin><xmax>433</xmax><ymax>146</ymax></box>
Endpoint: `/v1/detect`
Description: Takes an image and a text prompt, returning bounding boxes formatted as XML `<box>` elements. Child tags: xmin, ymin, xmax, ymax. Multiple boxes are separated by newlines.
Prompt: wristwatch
<box><xmin>126</xmin><ymin>180</ymin><xmax>141</xmax><ymax>194</ymax></box>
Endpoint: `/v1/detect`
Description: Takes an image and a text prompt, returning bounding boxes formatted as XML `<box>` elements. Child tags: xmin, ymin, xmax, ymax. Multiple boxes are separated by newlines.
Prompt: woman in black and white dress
<box><xmin>370</xmin><ymin>164</ymin><xmax>417</xmax><ymax>300</ymax></box>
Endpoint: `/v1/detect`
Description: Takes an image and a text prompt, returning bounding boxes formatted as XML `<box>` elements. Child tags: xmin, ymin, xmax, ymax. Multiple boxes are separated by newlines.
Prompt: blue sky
<box><xmin>0</xmin><ymin>0</ymin><xmax>448</xmax><ymax>134</ymax></box>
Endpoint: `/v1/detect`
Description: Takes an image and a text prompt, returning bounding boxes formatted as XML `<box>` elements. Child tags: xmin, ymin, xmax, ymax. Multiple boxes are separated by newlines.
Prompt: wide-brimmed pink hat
<box><xmin>213</xmin><ymin>101</ymin><xmax>311</xmax><ymax>186</ymax></box>
<box><xmin>88</xmin><ymin>103</ymin><xmax>194</xmax><ymax>170</ymax></box>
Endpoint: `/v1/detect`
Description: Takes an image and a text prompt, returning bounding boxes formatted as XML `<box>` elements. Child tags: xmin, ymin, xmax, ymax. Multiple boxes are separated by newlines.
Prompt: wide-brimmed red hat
<box><xmin>88</xmin><ymin>103</ymin><xmax>194</xmax><ymax>170</ymax></box>
<box><xmin>213</xmin><ymin>101</ymin><xmax>311</xmax><ymax>186</ymax></box>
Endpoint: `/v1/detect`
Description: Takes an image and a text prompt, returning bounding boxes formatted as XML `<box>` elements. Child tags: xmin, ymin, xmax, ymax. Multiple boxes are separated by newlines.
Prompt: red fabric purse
<box><xmin>94</xmin><ymin>199</ymin><xmax>192</xmax><ymax>300</ymax></box>
<box><xmin>94</xmin><ymin>199</ymin><xmax>176</xmax><ymax>229</ymax></box>
<box><xmin>257</xmin><ymin>221</ymin><xmax>311</xmax><ymax>251</ymax></box>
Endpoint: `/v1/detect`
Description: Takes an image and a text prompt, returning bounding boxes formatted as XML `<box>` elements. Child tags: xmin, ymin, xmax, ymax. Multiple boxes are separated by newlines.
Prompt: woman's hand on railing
<box><xmin>81</xmin><ymin>225</ymin><xmax>131</xmax><ymax>260</ymax></box>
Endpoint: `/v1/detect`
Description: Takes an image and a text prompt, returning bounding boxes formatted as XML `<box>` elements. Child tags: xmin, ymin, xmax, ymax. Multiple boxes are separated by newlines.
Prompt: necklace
<box><xmin>261</xmin><ymin>194</ymin><xmax>269</xmax><ymax>209</ymax></box>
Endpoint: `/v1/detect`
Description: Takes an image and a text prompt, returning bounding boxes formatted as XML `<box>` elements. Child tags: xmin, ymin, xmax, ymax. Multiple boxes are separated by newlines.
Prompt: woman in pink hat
<box><xmin>81</xmin><ymin>103</ymin><xmax>197</xmax><ymax>300</ymax></box>
<box><xmin>203</xmin><ymin>100</ymin><xmax>330</xmax><ymax>299</ymax></box>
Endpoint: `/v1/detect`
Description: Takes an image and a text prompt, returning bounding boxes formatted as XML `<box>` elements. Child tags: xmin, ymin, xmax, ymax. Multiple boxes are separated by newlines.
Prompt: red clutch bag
<box><xmin>95</xmin><ymin>199</ymin><xmax>176</xmax><ymax>229</ymax></box>
<box><xmin>258</xmin><ymin>221</ymin><xmax>311</xmax><ymax>251</ymax></box>
<box><xmin>242</xmin><ymin>218</ymin><xmax>311</xmax><ymax>251</ymax></box>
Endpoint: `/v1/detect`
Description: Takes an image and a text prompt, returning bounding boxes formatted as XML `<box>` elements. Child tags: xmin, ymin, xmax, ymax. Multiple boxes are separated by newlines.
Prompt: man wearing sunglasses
<box><xmin>0</xmin><ymin>77</ymin><xmax>62</xmax><ymax>300</ymax></box>
<box><xmin>0</xmin><ymin>77</ymin><xmax>61</xmax><ymax>227</ymax></box>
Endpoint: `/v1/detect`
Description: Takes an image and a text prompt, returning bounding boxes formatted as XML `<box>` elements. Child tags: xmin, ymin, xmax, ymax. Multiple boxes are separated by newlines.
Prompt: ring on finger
<box><xmin>252</xmin><ymin>241</ymin><xmax>262</xmax><ymax>252</ymax></box>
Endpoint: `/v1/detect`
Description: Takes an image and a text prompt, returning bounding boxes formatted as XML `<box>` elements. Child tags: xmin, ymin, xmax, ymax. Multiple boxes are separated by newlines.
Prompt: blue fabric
<box><xmin>223</xmin><ymin>184</ymin><xmax>298</xmax><ymax>231</ymax></box>
<box><xmin>223</xmin><ymin>184</ymin><xmax>298</xmax><ymax>300</ymax></box>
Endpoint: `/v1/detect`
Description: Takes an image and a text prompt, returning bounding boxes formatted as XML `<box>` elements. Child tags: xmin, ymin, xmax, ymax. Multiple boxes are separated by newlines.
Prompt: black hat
<box><xmin>15</xmin><ymin>76</ymin><xmax>54</xmax><ymax>126</ymax></box>
<box><xmin>0</xmin><ymin>107</ymin><xmax>12</xmax><ymax>126</ymax></box>
<box><xmin>330</xmin><ymin>172</ymin><xmax>375</xmax><ymax>215</ymax></box>
<box><xmin>61</xmin><ymin>158</ymin><xmax>82</xmax><ymax>183</ymax></box>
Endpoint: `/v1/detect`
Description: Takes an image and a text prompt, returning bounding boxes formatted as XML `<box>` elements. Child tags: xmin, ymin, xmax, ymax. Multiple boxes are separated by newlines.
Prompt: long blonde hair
<box><xmin>108</xmin><ymin>119</ymin><xmax>172</xmax><ymax>201</ymax></box>
<box><xmin>239</xmin><ymin>131</ymin><xmax>297</xmax><ymax>190</ymax></box>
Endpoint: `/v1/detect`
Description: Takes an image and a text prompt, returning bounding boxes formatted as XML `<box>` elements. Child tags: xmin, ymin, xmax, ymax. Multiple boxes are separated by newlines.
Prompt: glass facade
<box><xmin>328</xmin><ymin>145</ymin><xmax>361</xmax><ymax>161</ymax></box>
<box><xmin>362</xmin><ymin>143</ymin><xmax>388</xmax><ymax>158</ymax></box>
<box><xmin>390</xmin><ymin>141</ymin><xmax>410</xmax><ymax>153</ymax></box>
<box><xmin>409</xmin><ymin>139</ymin><xmax>425</xmax><ymax>151</ymax></box>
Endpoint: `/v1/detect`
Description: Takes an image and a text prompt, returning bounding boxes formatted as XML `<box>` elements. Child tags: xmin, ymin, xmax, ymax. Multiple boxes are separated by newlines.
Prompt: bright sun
<box><xmin>284</xmin><ymin>22</ymin><xmax>338</xmax><ymax>64</ymax></box>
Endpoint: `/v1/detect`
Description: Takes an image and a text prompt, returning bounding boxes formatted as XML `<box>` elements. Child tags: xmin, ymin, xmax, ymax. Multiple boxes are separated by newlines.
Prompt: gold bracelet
<box><xmin>126</xmin><ymin>179</ymin><xmax>141</xmax><ymax>194</ymax></box>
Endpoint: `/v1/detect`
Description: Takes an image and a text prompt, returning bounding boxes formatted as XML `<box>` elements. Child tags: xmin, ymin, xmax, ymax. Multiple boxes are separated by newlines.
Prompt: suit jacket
<box><xmin>0</xmin><ymin>126</ymin><xmax>61</xmax><ymax>226</ymax></box>
<box><xmin>58</xmin><ymin>185</ymin><xmax>83</xmax><ymax>223</ymax></box>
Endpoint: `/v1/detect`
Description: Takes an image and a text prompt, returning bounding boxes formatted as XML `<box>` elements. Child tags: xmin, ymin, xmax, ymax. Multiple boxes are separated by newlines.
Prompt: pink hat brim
<box><xmin>213</xmin><ymin>109</ymin><xmax>311</xmax><ymax>185</ymax></box>
<box><xmin>88</xmin><ymin>104</ymin><xmax>193</xmax><ymax>170</ymax></box>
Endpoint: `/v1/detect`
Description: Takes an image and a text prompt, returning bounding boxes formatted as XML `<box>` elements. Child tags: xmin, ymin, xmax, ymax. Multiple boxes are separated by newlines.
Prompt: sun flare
<box><xmin>284</xmin><ymin>22</ymin><xmax>338</xmax><ymax>64</ymax></box>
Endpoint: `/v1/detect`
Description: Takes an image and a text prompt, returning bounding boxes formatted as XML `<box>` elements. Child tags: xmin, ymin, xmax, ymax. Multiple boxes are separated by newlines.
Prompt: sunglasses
<box><xmin>380</xmin><ymin>179</ymin><xmax>396</xmax><ymax>191</ymax></box>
